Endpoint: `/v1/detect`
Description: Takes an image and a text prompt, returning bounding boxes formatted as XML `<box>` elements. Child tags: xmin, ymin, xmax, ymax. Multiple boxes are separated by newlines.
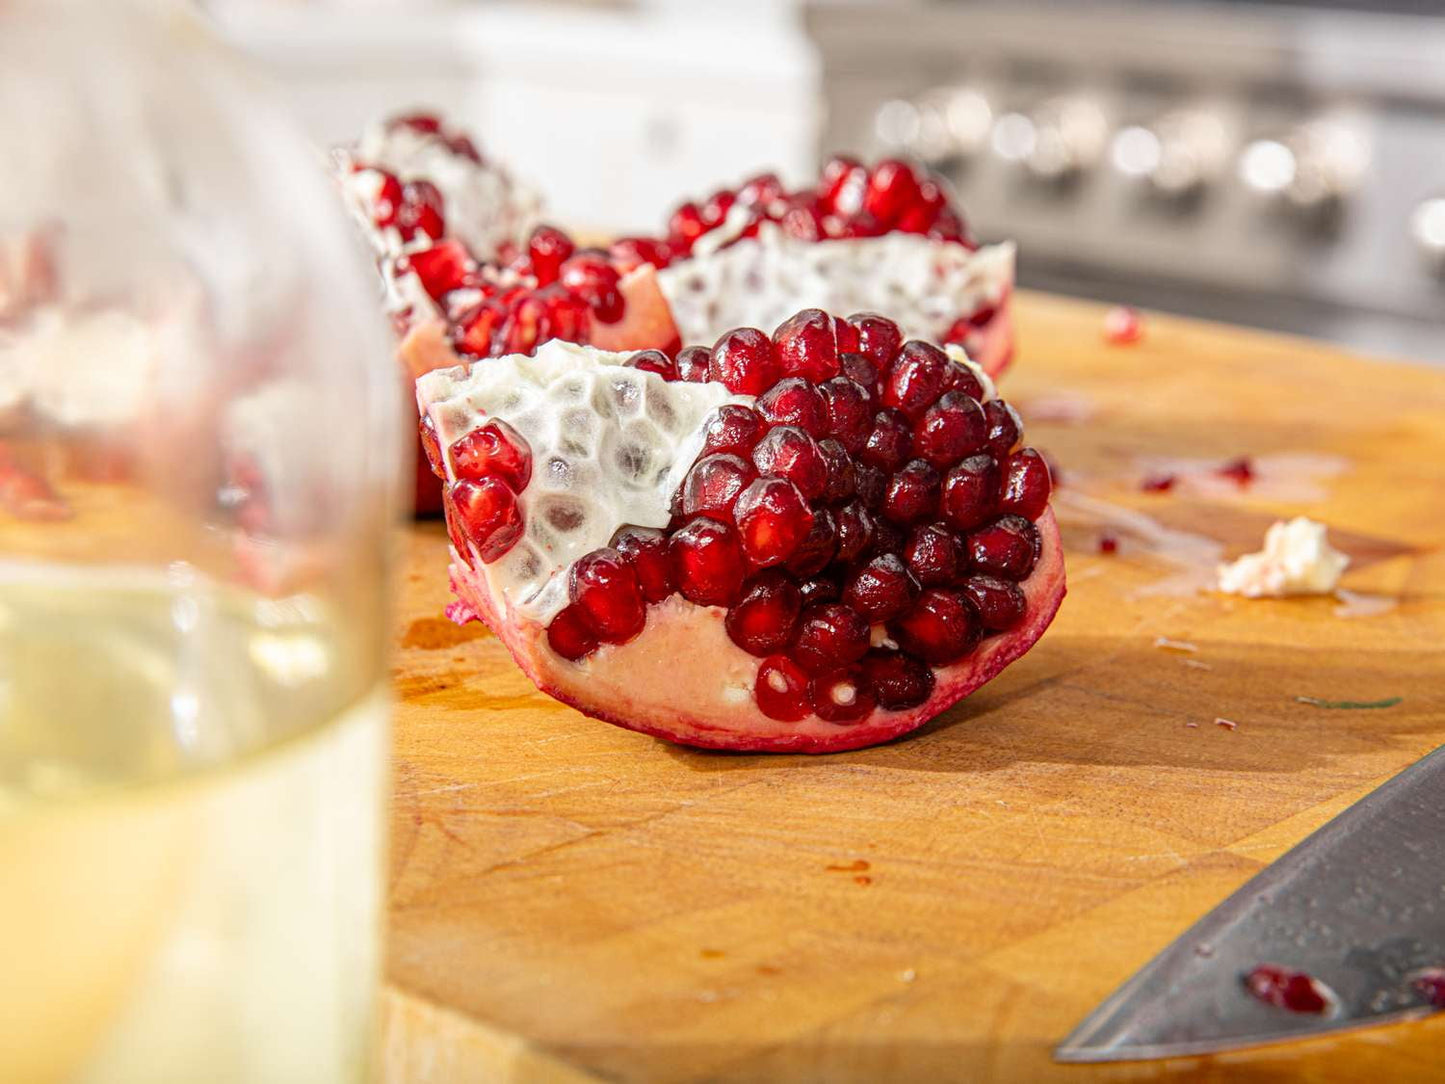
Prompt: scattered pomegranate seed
<box><xmin>610</xmin><ymin>525</ymin><xmax>675</xmax><ymax>603</ymax></box>
<box><xmin>711</xmin><ymin>327</ymin><xmax>780</xmax><ymax>395</ymax></box>
<box><xmin>448</xmin><ymin>419</ymin><xmax>532</xmax><ymax>491</ymax></box>
<box><xmin>960</xmin><ymin>574</ymin><xmax>1026</xmax><ymax>631</ymax></box>
<box><xmin>773</xmin><ymin>308</ymin><xmax>841</xmax><ymax>383</ymax></box>
<box><xmin>625</xmin><ymin>349</ymin><xmax>676</xmax><ymax>380</ymax></box>
<box><xmin>1102</xmin><ymin>305</ymin><xmax>1143</xmax><ymax>344</ymax></box>
<box><xmin>560</xmin><ymin>252</ymin><xmax>624</xmax><ymax>323</ymax></box>
<box><xmin>754</xmin><ymin>656</ymin><xmax>812</xmax><ymax>721</ymax></box>
<box><xmin>843</xmin><ymin>553</ymin><xmax>919</xmax><ymax>622</ymax></box>
<box><xmin>903</xmin><ymin>523</ymin><xmax>964</xmax><ymax>587</ymax></box>
<box><xmin>527</xmin><ymin>224</ymin><xmax>575</xmax><ymax>286</ymax></box>
<box><xmin>726</xmin><ymin>571</ymin><xmax>803</xmax><ymax>656</ymax></box>
<box><xmin>792</xmin><ymin>603</ymin><xmax>871</xmax><ymax>675</ymax></box>
<box><xmin>883</xmin><ymin>340</ymin><xmax>952</xmax><ymax>422</ymax></box>
<box><xmin>757</xmin><ymin>377</ymin><xmax>828</xmax><ymax>437</ymax></box>
<box><xmin>1243</xmin><ymin>965</ymin><xmax>1332</xmax><ymax>1014</ymax></box>
<box><xmin>570</xmin><ymin>549</ymin><xmax>646</xmax><ymax>644</ymax></box>
<box><xmin>940</xmin><ymin>454</ymin><xmax>1000</xmax><ymax>532</ymax></box>
<box><xmin>1141</xmin><ymin>472</ymin><xmax>1177</xmax><ymax>493</ymax></box>
<box><xmin>751</xmin><ymin>426</ymin><xmax>828</xmax><ymax>500</ymax></box>
<box><xmin>983</xmin><ymin>400</ymin><xmax>1022</xmax><ymax>459</ymax></box>
<box><xmin>859</xmin><ymin>648</ymin><xmax>935</xmax><ymax>710</ymax></box>
<box><xmin>675</xmin><ymin>345</ymin><xmax>714</xmax><ymax>383</ymax></box>
<box><xmin>848</xmin><ymin>312</ymin><xmax>904</xmax><ymax>373</ymax></box>
<box><xmin>890</xmin><ymin>589</ymin><xmax>979</xmax><ymax>665</ymax></box>
<box><xmin>734</xmin><ymin>477</ymin><xmax>815</xmax><ymax>567</ymax></box>
<box><xmin>810</xmin><ymin>667</ymin><xmax>875</xmax><ymax>723</ymax></box>
<box><xmin>915</xmin><ymin>391</ymin><xmax>987</xmax><ymax>467</ymax></box>
<box><xmin>967</xmin><ymin>515</ymin><xmax>1041</xmax><ymax>581</ymax></box>
<box><xmin>1218</xmin><ymin>456</ymin><xmax>1256</xmax><ymax>485</ymax></box>
<box><xmin>547</xmin><ymin>604</ymin><xmax>598</xmax><ymax>661</ymax></box>
<box><xmin>448</xmin><ymin>478</ymin><xmax>523</xmax><ymax>563</ymax></box>
<box><xmin>861</xmin><ymin>408</ymin><xmax>915</xmax><ymax>472</ymax></box>
<box><xmin>670</xmin><ymin>517</ymin><xmax>747</xmax><ymax>606</ymax></box>
<box><xmin>682</xmin><ymin>454</ymin><xmax>757</xmax><ymax>523</ymax></box>
<box><xmin>785</xmin><ymin>507</ymin><xmax>838</xmax><ymax>577</ymax></box>
<box><xmin>882</xmin><ymin>459</ymin><xmax>941</xmax><ymax>525</ymax></box>
<box><xmin>700</xmin><ymin>404</ymin><xmax>767</xmax><ymax>458</ymax></box>
<box><xmin>1099</xmin><ymin>533</ymin><xmax>1119</xmax><ymax>555</ymax></box>
<box><xmin>998</xmin><ymin>448</ymin><xmax>1052</xmax><ymax>520</ymax></box>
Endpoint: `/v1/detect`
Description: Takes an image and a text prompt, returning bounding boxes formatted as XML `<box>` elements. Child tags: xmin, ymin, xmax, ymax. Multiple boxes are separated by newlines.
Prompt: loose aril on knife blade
<box><xmin>418</xmin><ymin>309</ymin><xmax>1065</xmax><ymax>753</ymax></box>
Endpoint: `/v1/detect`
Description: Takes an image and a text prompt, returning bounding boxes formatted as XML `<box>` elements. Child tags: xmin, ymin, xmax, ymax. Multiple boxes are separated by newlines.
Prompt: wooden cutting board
<box><xmin>382</xmin><ymin>291</ymin><xmax>1445</xmax><ymax>1083</ymax></box>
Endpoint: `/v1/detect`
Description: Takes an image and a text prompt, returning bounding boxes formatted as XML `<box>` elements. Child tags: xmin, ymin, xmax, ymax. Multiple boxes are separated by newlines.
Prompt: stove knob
<box><xmin>1111</xmin><ymin>111</ymin><xmax>1228</xmax><ymax>201</ymax></box>
<box><xmin>992</xmin><ymin>96</ymin><xmax>1107</xmax><ymax>185</ymax></box>
<box><xmin>874</xmin><ymin>87</ymin><xmax>993</xmax><ymax>166</ymax></box>
<box><xmin>1411</xmin><ymin>197</ymin><xmax>1445</xmax><ymax>275</ymax></box>
<box><xmin>1239</xmin><ymin>121</ymin><xmax>1367</xmax><ymax>225</ymax></box>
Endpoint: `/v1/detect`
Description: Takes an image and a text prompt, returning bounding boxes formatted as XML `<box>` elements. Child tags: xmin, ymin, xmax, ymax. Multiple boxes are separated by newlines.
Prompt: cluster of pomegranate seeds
<box><xmin>1243</xmin><ymin>965</ymin><xmax>1334</xmax><ymax>1014</ymax></box>
<box><xmin>535</xmin><ymin>308</ymin><xmax>1053</xmax><ymax>726</ymax></box>
<box><xmin>429</xmin><ymin>417</ymin><xmax>534</xmax><ymax>567</ymax></box>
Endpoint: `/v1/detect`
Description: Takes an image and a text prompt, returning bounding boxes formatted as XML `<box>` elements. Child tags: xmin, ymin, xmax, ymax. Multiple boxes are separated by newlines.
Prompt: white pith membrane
<box><xmin>418</xmin><ymin>337</ymin><xmax>1066</xmax><ymax>753</ymax></box>
<box><xmin>658</xmin><ymin>224</ymin><xmax>1014</xmax><ymax>349</ymax></box>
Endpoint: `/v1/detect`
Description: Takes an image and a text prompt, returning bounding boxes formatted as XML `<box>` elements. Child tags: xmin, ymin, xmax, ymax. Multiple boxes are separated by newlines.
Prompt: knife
<box><xmin>1056</xmin><ymin>744</ymin><xmax>1445</xmax><ymax>1062</ymax></box>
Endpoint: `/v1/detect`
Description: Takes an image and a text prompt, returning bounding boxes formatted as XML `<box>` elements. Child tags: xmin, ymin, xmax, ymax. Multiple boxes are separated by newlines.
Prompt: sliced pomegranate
<box><xmin>417</xmin><ymin>316</ymin><xmax>1065</xmax><ymax>752</ymax></box>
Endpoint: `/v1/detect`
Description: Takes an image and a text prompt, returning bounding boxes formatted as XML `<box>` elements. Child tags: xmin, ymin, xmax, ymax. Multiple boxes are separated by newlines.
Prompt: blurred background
<box><xmin>205</xmin><ymin>0</ymin><xmax>1445</xmax><ymax>363</ymax></box>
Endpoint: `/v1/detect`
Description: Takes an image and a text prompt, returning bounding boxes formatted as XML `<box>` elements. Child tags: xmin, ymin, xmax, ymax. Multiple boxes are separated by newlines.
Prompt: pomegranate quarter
<box><xmin>419</xmin><ymin>310</ymin><xmax>1064</xmax><ymax>753</ymax></box>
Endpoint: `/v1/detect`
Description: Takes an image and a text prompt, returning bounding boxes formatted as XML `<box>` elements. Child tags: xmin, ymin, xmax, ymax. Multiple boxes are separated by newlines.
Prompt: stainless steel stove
<box><xmin>808</xmin><ymin>1</ymin><xmax>1445</xmax><ymax>363</ymax></box>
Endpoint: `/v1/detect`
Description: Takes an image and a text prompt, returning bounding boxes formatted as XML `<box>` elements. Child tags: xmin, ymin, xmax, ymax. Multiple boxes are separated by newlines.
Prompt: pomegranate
<box><xmin>418</xmin><ymin>311</ymin><xmax>1065</xmax><ymax>753</ymax></box>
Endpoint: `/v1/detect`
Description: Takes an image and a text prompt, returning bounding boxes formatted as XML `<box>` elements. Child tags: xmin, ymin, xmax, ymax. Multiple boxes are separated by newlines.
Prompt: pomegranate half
<box><xmin>418</xmin><ymin>309</ymin><xmax>1064</xmax><ymax>753</ymax></box>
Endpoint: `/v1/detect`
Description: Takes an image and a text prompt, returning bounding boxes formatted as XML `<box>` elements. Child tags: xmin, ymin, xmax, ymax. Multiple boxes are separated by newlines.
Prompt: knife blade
<box><xmin>1056</xmin><ymin>744</ymin><xmax>1445</xmax><ymax>1062</ymax></box>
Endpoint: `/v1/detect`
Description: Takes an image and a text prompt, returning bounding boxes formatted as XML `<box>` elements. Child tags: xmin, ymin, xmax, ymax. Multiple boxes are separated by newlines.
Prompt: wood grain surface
<box><xmin>384</xmin><ymin>291</ymin><xmax>1445</xmax><ymax>1083</ymax></box>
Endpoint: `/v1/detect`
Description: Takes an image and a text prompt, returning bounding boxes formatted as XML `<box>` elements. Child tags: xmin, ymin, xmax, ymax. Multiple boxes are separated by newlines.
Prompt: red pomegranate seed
<box><xmin>818</xmin><ymin>377</ymin><xmax>874</xmax><ymax>453</ymax></box>
<box><xmin>560</xmin><ymin>252</ymin><xmax>624</xmax><ymax>323</ymax></box>
<box><xmin>700</xmin><ymin>404</ymin><xmax>767</xmax><ymax>458</ymax></box>
<box><xmin>1411</xmin><ymin>970</ymin><xmax>1445</xmax><ymax>1008</ymax></box>
<box><xmin>943</xmin><ymin>360</ymin><xmax>985</xmax><ymax>402</ymax></box>
<box><xmin>448</xmin><ymin>419</ymin><xmax>532</xmax><ymax>490</ymax></box>
<box><xmin>569</xmin><ymin>548</ymin><xmax>646</xmax><ymax>644</ymax></box>
<box><xmin>773</xmin><ymin>308</ymin><xmax>842</xmax><ymax>383</ymax></box>
<box><xmin>810</xmin><ymin>667</ymin><xmax>876</xmax><ymax>723</ymax></box>
<box><xmin>870</xmin><ymin>519</ymin><xmax>907</xmax><ymax>558</ymax></box>
<box><xmin>527</xmin><ymin>225</ymin><xmax>575</xmax><ymax>286</ymax></box>
<box><xmin>890</xmin><ymin>589</ymin><xmax>979</xmax><ymax>664</ymax></box>
<box><xmin>501</xmin><ymin>295</ymin><xmax>547</xmax><ymax>355</ymax></box>
<box><xmin>960</xmin><ymin>574</ymin><xmax>1027</xmax><ymax>631</ymax></box>
<box><xmin>609</xmin><ymin>236</ymin><xmax>672</xmax><ymax>273</ymax></box>
<box><xmin>725</xmin><ymin>571</ymin><xmax>803</xmax><ymax>656</ymax></box>
<box><xmin>369</xmin><ymin>171</ymin><xmax>403</xmax><ymax>228</ymax></box>
<box><xmin>940</xmin><ymin>454</ymin><xmax>1000</xmax><ymax>532</ymax></box>
<box><xmin>388</xmin><ymin>112</ymin><xmax>442</xmax><ymax>134</ymax></box>
<box><xmin>785</xmin><ymin>507</ymin><xmax>838</xmax><ymax>577</ymax></box>
<box><xmin>983</xmin><ymin>400</ymin><xmax>1022</xmax><ymax>459</ymax></box>
<box><xmin>1141</xmin><ymin>472</ymin><xmax>1177</xmax><ymax>493</ymax></box>
<box><xmin>817</xmin><ymin>439</ymin><xmax>856</xmax><ymax>503</ymax></box>
<box><xmin>702</xmin><ymin>187</ymin><xmax>736</xmax><ymax>227</ymax></box>
<box><xmin>711</xmin><ymin>327</ymin><xmax>780</xmax><ymax>395</ymax></box>
<box><xmin>734</xmin><ymin>477</ymin><xmax>815</xmax><ymax>568</ymax></box>
<box><xmin>1243</xmin><ymin>965</ymin><xmax>1332</xmax><ymax>1014</ymax></box>
<box><xmin>882</xmin><ymin>459</ymin><xmax>941</xmax><ymax>525</ymax></box>
<box><xmin>883</xmin><ymin>340</ymin><xmax>952</xmax><ymax>422</ymax></box>
<box><xmin>968</xmin><ymin>515</ymin><xmax>1041</xmax><ymax>581</ymax></box>
<box><xmin>418</xmin><ymin>415</ymin><xmax>445</xmax><ymax>479</ymax></box>
<box><xmin>1218</xmin><ymin>456</ymin><xmax>1256</xmax><ymax>485</ymax></box>
<box><xmin>843</xmin><ymin>553</ymin><xmax>919</xmax><ymax>622</ymax></box>
<box><xmin>757</xmin><ymin>377</ymin><xmax>828</xmax><ymax>437</ymax></box>
<box><xmin>792</xmin><ymin>603</ymin><xmax>871</xmax><ymax>675</ymax></box>
<box><xmin>751</xmin><ymin>426</ymin><xmax>828</xmax><ymax>500</ymax></box>
<box><xmin>859</xmin><ymin>648</ymin><xmax>935</xmax><ymax>710</ymax></box>
<box><xmin>738</xmin><ymin>172</ymin><xmax>785</xmax><ymax>207</ymax></box>
<box><xmin>610</xmin><ymin>525</ymin><xmax>675</xmax><ymax>603</ymax></box>
<box><xmin>675</xmin><ymin>345</ymin><xmax>713</xmax><ymax>383</ymax></box>
<box><xmin>625</xmin><ymin>349</ymin><xmax>676</xmax><ymax>379</ymax></box>
<box><xmin>928</xmin><ymin>210</ymin><xmax>972</xmax><ymax>246</ymax></box>
<box><xmin>397</xmin><ymin>180</ymin><xmax>445</xmax><ymax>240</ymax></box>
<box><xmin>754</xmin><ymin>655</ymin><xmax>811</xmax><ymax>721</ymax></box>
<box><xmin>670</xmin><ymin>517</ymin><xmax>747</xmax><ymax>607</ymax></box>
<box><xmin>847</xmin><ymin>312</ymin><xmax>904</xmax><ymax>373</ymax></box>
<box><xmin>820</xmin><ymin>154</ymin><xmax>866</xmax><ymax>213</ymax></box>
<box><xmin>452</xmin><ymin>300</ymin><xmax>505</xmax><ymax>358</ymax></box>
<box><xmin>833</xmin><ymin>315</ymin><xmax>860</xmax><ymax>353</ymax></box>
<box><xmin>449</xmin><ymin>477</ymin><xmax>523</xmax><ymax>563</ymax></box>
<box><xmin>852</xmin><ymin>462</ymin><xmax>886</xmax><ymax>510</ymax></box>
<box><xmin>1103</xmin><ymin>305</ymin><xmax>1143</xmax><ymax>344</ymax></box>
<box><xmin>669</xmin><ymin>201</ymin><xmax>708</xmax><ymax>248</ymax></box>
<box><xmin>537</xmin><ymin>285</ymin><xmax>588</xmax><ymax>343</ymax></box>
<box><xmin>839</xmin><ymin>352</ymin><xmax>880</xmax><ymax>400</ymax></box>
<box><xmin>1098</xmin><ymin>533</ymin><xmax>1119</xmax><ymax>555</ymax></box>
<box><xmin>798</xmin><ymin>577</ymin><xmax>841</xmax><ymax>607</ymax></box>
<box><xmin>896</xmin><ymin>178</ymin><xmax>946</xmax><ymax>233</ymax></box>
<box><xmin>833</xmin><ymin>500</ymin><xmax>875</xmax><ymax>563</ymax></box>
<box><xmin>682</xmin><ymin>453</ymin><xmax>757</xmax><ymax>523</ymax></box>
<box><xmin>407</xmin><ymin>240</ymin><xmax>473</xmax><ymax>300</ymax></box>
<box><xmin>547</xmin><ymin>604</ymin><xmax>598</xmax><ymax>661</ymax></box>
<box><xmin>998</xmin><ymin>448</ymin><xmax>1052</xmax><ymax>520</ymax></box>
<box><xmin>863</xmin><ymin>159</ymin><xmax>923</xmax><ymax>225</ymax></box>
<box><xmin>780</xmin><ymin>202</ymin><xmax>825</xmax><ymax>241</ymax></box>
<box><xmin>861</xmin><ymin>408</ymin><xmax>914</xmax><ymax>472</ymax></box>
<box><xmin>903</xmin><ymin>523</ymin><xmax>963</xmax><ymax>587</ymax></box>
<box><xmin>915</xmin><ymin>391</ymin><xmax>987</xmax><ymax>467</ymax></box>
<box><xmin>840</xmin><ymin>210</ymin><xmax>885</xmax><ymax>238</ymax></box>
